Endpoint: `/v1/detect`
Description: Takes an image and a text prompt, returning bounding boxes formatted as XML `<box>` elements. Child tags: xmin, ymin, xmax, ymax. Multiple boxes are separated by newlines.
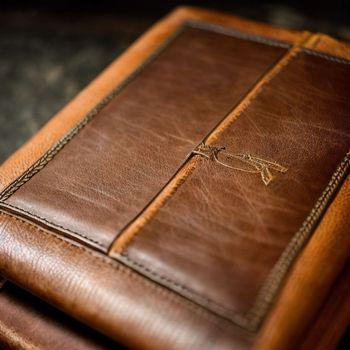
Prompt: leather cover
<box><xmin>0</xmin><ymin>7</ymin><xmax>350</xmax><ymax>350</ymax></box>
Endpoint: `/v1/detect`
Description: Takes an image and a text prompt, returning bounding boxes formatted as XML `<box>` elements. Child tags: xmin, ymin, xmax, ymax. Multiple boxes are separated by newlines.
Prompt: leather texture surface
<box><xmin>3</xmin><ymin>25</ymin><xmax>287</xmax><ymax>250</ymax></box>
<box><xmin>123</xmin><ymin>50</ymin><xmax>350</xmax><ymax>327</ymax></box>
<box><xmin>0</xmin><ymin>282</ymin><xmax>120</xmax><ymax>350</ymax></box>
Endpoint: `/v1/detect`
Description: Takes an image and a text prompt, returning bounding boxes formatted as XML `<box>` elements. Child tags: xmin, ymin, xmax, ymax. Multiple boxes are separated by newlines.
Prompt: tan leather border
<box><xmin>298</xmin><ymin>259</ymin><xmax>350</xmax><ymax>350</ymax></box>
<box><xmin>304</xmin><ymin>33</ymin><xmax>350</xmax><ymax>61</ymax></box>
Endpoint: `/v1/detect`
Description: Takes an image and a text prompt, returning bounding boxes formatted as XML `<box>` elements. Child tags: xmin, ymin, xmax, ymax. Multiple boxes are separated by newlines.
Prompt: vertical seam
<box><xmin>109</xmin><ymin>33</ymin><xmax>311</xmax><ymax>254</ymax></box>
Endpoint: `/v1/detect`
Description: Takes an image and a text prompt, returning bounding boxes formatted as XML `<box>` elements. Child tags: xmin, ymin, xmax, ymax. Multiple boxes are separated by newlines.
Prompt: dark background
<box><xmin>0</xmin><ymin>2</ymin><xmax>349</xmax><ymax>347</ymax></box>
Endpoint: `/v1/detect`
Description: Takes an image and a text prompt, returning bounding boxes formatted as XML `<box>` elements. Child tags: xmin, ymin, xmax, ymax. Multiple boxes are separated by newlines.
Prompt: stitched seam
<box><xmin>0</xmin><ymin>211</ymin><xmax>239</xmax><ymax>333</ymax></box>
<box><xmin>110</xmin><ymin>157</ymin><xmax>200</xmax><ymax>253</ymax></box>
<box><xmin>186</xmin><ymin>20</ymin><xmax>291</xmax><ymax>49</ymax></box>
<box><xmin>302</xmin><ymin>47</ymin><xmax>350</xmax><ymax>65</ymax></box>
<box><xmin>189</xmin><ymin>22</ymin><xmax>350</xmax><ymax>66</ymax></box>
<box><xmin>118</xmin><ymin>251</ymin><xmax>248</xmax><ymax>327</ymax></box>
<box><xmin>0</xmin><ymin>202</ymin><xmax>107</xmax><ymax>250</ymax></box>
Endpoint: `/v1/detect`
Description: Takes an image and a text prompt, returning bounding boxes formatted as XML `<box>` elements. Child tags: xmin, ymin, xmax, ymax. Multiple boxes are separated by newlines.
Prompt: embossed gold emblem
<box><xmin>193</xmin><ymin>143</ymin><xmax>288</xmax><ymax>186</ymax></box>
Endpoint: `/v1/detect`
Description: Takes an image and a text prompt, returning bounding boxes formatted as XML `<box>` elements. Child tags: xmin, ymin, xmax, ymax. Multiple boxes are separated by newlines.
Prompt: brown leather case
<box><xmin>1</xmin><ymin>7</ymin><xmax>350</xmax><ymax>350</ymax></box>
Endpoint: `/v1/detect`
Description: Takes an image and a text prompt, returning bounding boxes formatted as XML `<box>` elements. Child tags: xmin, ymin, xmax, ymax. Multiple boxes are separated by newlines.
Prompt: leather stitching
<box><xmin>187</xmin><ymin>20</ymin><xmax>291</xmax><ymax>49</ymax></box>
<box><xmin>302</xmin><ymin>47</ymin><xmax>350</xmax><ymax>65</ymax></box>
<box><xmin>118</xmin><ymin>252</ymin><xmax>248</xmax><ymax>327</ymax></box>
<box><xmin>0</xmin><ymin>202</ymin><xmax>107</xmax><ymax>250</ymax></box>
<box><xmin>0</xmin><ymin>211</ymin><xmax>240</xmax><ymax>333</ymax></box>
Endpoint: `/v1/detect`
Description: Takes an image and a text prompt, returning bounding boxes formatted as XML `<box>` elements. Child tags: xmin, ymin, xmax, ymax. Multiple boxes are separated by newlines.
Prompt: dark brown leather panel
<box><xmin>0</xmin><ymin>282</ymin><xmax>120</xmax><ymax>350</ymax></box>
<box><xmin>0</xmin><ymin>211</ymin><xmax>252</xmax><ymax>350</ymax></box>
<box><xmin>123</xmin><ymin>51</ymin><xmax>350</xmax><ymax>327</ymax></box>
<box><xmin>3</xmin><ymin>26</ymin><xmax>287</xmax><ymax>249</ymax></box>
